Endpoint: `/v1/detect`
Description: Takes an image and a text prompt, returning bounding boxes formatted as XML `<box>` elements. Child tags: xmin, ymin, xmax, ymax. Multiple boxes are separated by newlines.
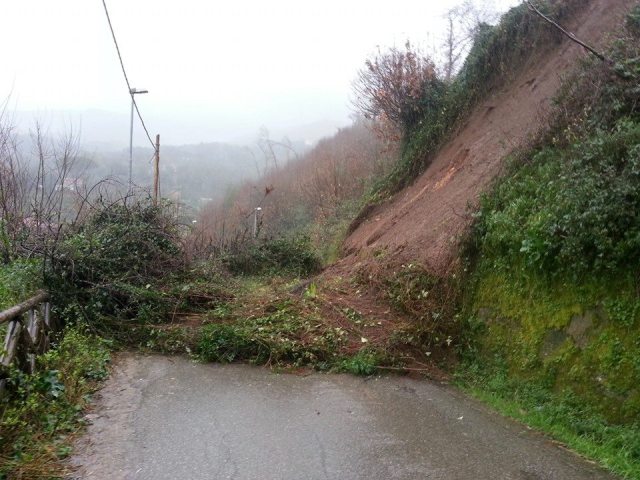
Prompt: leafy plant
<box><xmin>477</xmin><ymin>120</ymin><xmax>640</xmax><ymax>277</ymax></box>
<box><xmin>339</xmin><ymin>349</ymin><xmax>381</xmax><ymax>376</ymax></box>
<box><xmin>0</xmin><ymin>328</ymin><xmax>110</xmax><ymax>478</ymax></box>
<box><xmin>222</xmin><ymin>235</ymin><xmax>322</xmax><ymax>277</ymax></box>
<box><xmin>197</xmin><ymin>323</ymin><xmax>266</xmax><ymax>363</ymax></box>
<box><xmin>48</xmin><ymin>200</ymin><xmax>188</xmax><ymax>336</ymax></box>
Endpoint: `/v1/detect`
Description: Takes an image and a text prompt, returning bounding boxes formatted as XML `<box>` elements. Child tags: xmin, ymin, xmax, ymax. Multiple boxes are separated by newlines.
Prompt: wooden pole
<box><xmin>153</xmin><ymin>134</ymin><xmax>160</xmax><ymax>206</ymax></box>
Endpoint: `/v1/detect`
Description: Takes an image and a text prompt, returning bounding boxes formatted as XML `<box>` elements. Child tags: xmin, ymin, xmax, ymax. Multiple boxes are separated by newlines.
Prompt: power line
<box><xmin>100</xmin><ymin>0</ymin><xmax>156</xmax><ymax>151</ymax></box>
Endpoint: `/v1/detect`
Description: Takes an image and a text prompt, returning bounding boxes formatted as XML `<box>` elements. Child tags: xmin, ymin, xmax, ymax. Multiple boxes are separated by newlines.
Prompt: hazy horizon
<box><xmin>2</xmin><ymin>0</ymin><xmax>519</xmax><ymax>148</ymax></box>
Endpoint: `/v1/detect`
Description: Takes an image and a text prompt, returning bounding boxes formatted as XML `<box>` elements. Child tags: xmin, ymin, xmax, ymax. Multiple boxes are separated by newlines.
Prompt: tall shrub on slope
<box><xmin>352</xmin><ymin>42</ymin><xmax>446</xmax><ymax>136</ymax></box>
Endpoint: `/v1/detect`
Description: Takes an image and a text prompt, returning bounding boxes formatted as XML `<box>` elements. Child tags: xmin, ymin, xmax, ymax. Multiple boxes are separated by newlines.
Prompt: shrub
<box><xmin>197</xmin><ymin>323</ymin><xmax>266</xmax><ymax>363</ymax></box>
<box><xmin>340</xmin><ymin>349</ymin><xmax>380</xmax><ymax>376</ymax></box>
<box><xmin>222</xmin><ymin>235</ymin><xmax>322</xmax><ymax>277</ymax></box>
<box><xmin>478</xmin><ymin>119</ymin><xmax>640</xmax><ymax>277</ymax></box>
<box><xmin>0</xmin><ymin>260</ymin><xmax>40</xmax><ymax>311</ymax></box>
<box><xmin>469</xmin><ymin>13</ymin><xmax>640</xmax><ymax>278</ymax></box>
<box><xmin>49</xmin><ymin>200</ymin><xmax>186</xmax><ymax>334</ymax></box>
<box><xmin>352</xmin><ymin>42</ymin><xmax>445</xmax><ymax>133</ymax></box>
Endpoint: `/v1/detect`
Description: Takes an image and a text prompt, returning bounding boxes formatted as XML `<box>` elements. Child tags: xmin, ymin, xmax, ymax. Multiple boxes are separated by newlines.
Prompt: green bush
<box><xmin>197</xmin><ymin>323</ymin><xmax>267</xmax><ymax>363</ymax></box>
<box><xmin>339</xmin><ymin>349</ymin><xmax>380</xmax><ymax>376</ymax></box>
<box><xmin>472</xmin><ymin>14</ymin><xmax>640</xmax><ymax>278</ymax></box>
<box><xmin>222</xmin><ymin>235</ymin><xmax>322</xmax><ymax>277</ymax></box>
<box><xmin>49</xmin><ymin>201</ymin><xmax>185</xmax><ymax>333</ymax></box>
<box><xmin>477</xmin><ymin>120</ymin><xmax>640</xmax><ymax>276</ymax></box>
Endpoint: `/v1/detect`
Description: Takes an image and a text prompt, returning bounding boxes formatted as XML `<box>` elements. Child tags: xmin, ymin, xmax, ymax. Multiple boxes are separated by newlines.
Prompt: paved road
<box><xmin>70</xmin><ymin>354</ymin><xmax>617</xmax><ymax>480</ymax></box>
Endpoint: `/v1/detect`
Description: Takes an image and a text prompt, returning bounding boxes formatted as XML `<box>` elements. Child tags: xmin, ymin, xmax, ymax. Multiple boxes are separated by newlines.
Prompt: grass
<box><xmin>457</xmin><ymin>370</ymin><xmax>640</xmax><ymax>479</ymax></box>
<box><xmin>0</xmin><ymin>328</ymin><xmax>110</xmax><ymax>479</ymax></box>
<box><xmin>0</xmin><ymin>260</ymin><xmax>41</xmax><ymax>311</ymax></box>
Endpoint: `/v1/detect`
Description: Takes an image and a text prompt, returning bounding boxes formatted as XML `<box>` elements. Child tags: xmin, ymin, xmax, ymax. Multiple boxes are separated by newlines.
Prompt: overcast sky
<box><xmin>1</xmin><ymin>0</ymin><xmax>520</xmax><ymax>147</ymax></box>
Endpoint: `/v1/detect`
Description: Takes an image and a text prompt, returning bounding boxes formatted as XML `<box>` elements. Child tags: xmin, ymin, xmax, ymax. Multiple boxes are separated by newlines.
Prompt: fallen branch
<box><xmin>525</xmin><ymin>0</ymin><xmax>610</xmax><ymax>63</ymax></box>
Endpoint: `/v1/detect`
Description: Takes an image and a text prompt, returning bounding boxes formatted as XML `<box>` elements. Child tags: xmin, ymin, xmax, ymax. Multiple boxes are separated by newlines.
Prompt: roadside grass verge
<box><xmin>456</xmin><ymin>370</ymin><xmax>640</xmax><ymax>479</ymax></box>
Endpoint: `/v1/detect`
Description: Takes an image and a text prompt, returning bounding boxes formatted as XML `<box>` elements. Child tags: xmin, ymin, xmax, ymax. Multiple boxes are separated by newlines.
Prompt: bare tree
<box><xmin>257</xmin><ymin>127</ymin><xmax>300</xmax><ymax>172</ymax></box>
<box><xmin>257</xmin><ymin>127</ymin><xmax>279</xmax><ymax>170</ymax></box>
<box><xmin>0</xmin><ymin>113</ymin><xmax>92</xmax><ymax>264</ymax></box>
<box><xmin>442</xmin><ymin>0</ymin><xmax>500</xmax><ymax>82</ymax></box>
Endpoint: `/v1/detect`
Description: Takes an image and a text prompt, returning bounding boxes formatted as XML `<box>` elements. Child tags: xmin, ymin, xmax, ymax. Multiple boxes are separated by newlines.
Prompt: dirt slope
<box><xmin>340</xmin><ymin>0</ymin><xmax>635</xmax><ymax>276</ymax></box>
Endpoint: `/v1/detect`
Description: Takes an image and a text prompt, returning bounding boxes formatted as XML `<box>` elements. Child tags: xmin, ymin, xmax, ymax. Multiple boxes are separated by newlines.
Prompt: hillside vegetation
<box><xmin>459</xmin><ymin>9</ymin><xmax>640</xmax><ymax>475</ymax></box>
<box><xmin>195</xmin><ymin>120</ymin><xmax>397</xmax><ymax>262</ymax></box>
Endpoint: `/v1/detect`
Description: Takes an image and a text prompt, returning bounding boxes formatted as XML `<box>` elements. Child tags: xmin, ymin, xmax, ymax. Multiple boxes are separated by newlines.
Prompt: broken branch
<box><xmin>525</xmin><ymin>0</ymin><xmax>610</xmax><ymax>63</ymax></box>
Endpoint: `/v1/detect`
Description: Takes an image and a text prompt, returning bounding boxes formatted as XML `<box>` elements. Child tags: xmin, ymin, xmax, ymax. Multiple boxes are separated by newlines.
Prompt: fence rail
<box><xmin>0</xmin><ymin>290</ymin><xmax>52</xmax><ymax>393</ymax></box>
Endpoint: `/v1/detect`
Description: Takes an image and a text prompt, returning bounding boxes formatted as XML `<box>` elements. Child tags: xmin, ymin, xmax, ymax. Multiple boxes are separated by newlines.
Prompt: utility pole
<box><xmin>253</xmin><ymin>207</ymin><xmax>262</xmax><ymax>238</ymax></box>
<box><xmin>129</xmin><ymin>88</ymin><xmax>148</xmax><ymax>190</ymax></box>
<box><xmin>153</xmin><ymin>134</ymin><xmax>160</xmax><ymax>206</ymax></box>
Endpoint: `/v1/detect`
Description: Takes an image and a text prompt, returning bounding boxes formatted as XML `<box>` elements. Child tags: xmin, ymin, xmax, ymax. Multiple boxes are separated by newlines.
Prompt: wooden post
<box><xmin>0</xmin><ymin>292</ymin><xmax>52</xmax><ymax>395</ymax></box>
<box><xmin>153</xmin><ymin>134</ymin><xmax>160</xmax><ymax>206</ymax></box>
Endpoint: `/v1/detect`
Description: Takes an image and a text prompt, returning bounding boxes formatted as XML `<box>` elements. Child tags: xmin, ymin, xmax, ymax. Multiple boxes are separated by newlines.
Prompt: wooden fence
<box><xmin>0</xmin><ymin>291</ymin><xmax>52</xmax><ymax>393</ymax></box>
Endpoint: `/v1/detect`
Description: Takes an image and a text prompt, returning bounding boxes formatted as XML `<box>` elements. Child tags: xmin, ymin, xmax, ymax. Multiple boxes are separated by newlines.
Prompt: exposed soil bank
<box><xmin>341</xmin><ymin>0</ymin><xmax>635</xmax><ymax>276</ymax></box>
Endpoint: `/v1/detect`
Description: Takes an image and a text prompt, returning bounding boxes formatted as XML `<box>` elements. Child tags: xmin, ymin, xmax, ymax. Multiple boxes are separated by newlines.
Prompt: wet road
<box><xmin>70</xmin><ymin>354</ymin><xmax>617</xmax><ymax>479</ymax></box>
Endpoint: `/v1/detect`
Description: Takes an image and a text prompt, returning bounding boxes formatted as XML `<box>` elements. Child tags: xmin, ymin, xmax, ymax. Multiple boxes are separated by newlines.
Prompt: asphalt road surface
<box><xmin>69</xmin><ymin>354</ymin><xmax>617</xmax><ymax>480</ymax></box>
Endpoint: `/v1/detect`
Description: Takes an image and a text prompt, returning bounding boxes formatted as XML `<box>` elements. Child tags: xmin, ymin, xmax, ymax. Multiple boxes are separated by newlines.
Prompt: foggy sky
<box><xmin>2</xmin><ymin>0</ymin><xmax>519</xmax><ymax>147</ymax></box>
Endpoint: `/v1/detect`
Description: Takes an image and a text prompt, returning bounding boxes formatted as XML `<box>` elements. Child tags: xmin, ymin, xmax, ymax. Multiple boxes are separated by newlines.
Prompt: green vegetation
<box><xmin>51</xmin><ymin>202</ymin><xmax>183</xmax><ymax>329</ymax></box>
<box><xmin>339</xmin><ymin>349</ymin><xmax>382</xmax><ymax>376</ymax></box>
<box><xmin>0</xmin><ymin>260</ymin><xmax>40</xmax><ymax>311</ymax></box>
<box><xmin>0</xmin><ymin>328</ymin><xmax>110</xmax><ymax>479</ymax></box>
<box><xmin>221</xmin><ymin>235</ymin><xmax>322</xmax><ymax>277</ymax></box>
<box><xmin>477</xmin><ymin>120</ymin><xmax>640</xmax><ymax>276</ymax></box>
<box><xmin>194</xmin><ymin>283</ymin><xmax>388</xmax><ymax>373</ymax></box>
<box><xmin>197</xmin><ymin>307</ymin><xmax>341</xmax><ymax>368</ymax></box>
<box><xmin>459</xmin><ymin>372</ymin><xmax>640</xmax><ymax>479</ymax></box>
<box><xmin>462</xmin><ymin>271</ymin><xmax>640</xmax><ymax>421</ymax></box>
<box><xmin>0</xmin><ymin>201</ymin><xmax>231</xmax><ymax>477</ymax></box>
<box><xmin>456</xmin><ymin>9</ymin><xmax>640</xmax><ymax>478</ymax></box>
<box><xmin>48</xmin><ymin>201</ymin><xmax>231</xmax><ymax>342</ymax></box>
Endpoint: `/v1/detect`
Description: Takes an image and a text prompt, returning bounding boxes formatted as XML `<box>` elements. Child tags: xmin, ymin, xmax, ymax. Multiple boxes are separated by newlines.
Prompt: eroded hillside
<box><xmin>340</xmin><ymin>0</ymin><xmax>636</xmax><ymax>276</ymax></box>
